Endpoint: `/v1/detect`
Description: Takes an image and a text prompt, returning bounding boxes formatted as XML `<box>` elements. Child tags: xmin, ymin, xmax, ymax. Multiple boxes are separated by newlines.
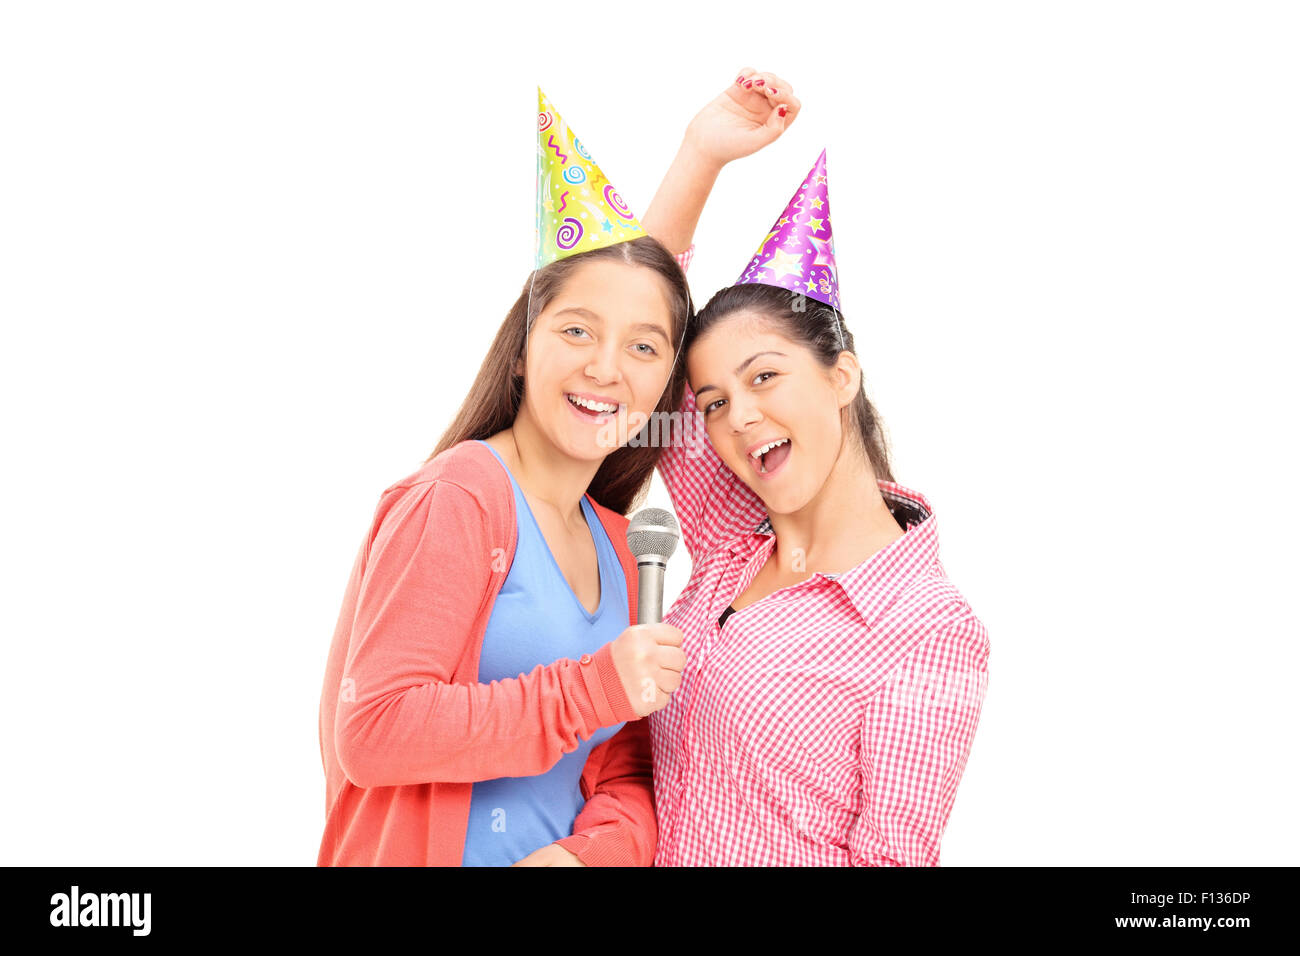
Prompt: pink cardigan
<box><xmin>317</xmin><ymin>439</ymin><xmax>649</xmax><ymax>866</ymax></box>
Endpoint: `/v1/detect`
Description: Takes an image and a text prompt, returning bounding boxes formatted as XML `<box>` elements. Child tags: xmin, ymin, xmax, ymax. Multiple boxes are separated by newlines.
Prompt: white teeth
<box><xmin>749</xmin><ymin>438</ymin><xmax>790</xmax><ymax>460</ymax></box>
<box><xmin>567</xmin><ymin>394</ymin><xmax>617</xmax><ymax>413</ymax></box>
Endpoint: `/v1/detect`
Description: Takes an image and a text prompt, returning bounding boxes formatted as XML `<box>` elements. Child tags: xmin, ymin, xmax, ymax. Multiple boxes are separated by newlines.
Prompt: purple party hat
<box><xmin>734</xmin><ymin>149</ymin><xmax>840</xmax><ymax>311</ymax></box>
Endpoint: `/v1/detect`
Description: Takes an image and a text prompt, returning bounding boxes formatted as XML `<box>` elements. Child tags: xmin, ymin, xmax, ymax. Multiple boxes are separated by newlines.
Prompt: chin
<box><xmin>729</xmin><ymin>467</ymin><xmax>788</xmax><ymax>514</ymax></box>
<box><xmin>731</xmin><ymin>457</ymin><xmax>819</xmax><ymax>516</ymax></box>
<box><xmin>756</xmin><ymin>487</ymin><xmax>812</xmax><ymax>517</ymax></box>
<box><xmin>563</xmin><ymin>407</ymin><xmax>658</xmax><ymax>462</ymax></box>
<box><xmin>559</xmin><ymin>431</ymin><xmax>612</xmax><ymax>462</ymax></box>
<box><xmin>549</xmin><ymin>400</ymin><xmax>622</xmax><ymax>461</ymax></box>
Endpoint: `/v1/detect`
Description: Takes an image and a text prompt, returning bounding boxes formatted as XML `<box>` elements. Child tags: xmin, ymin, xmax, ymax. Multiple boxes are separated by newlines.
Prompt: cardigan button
<box><xmin>579</xmin><ymin>653</ymin><xmax>593</xmax><ymax>665</ymax></box>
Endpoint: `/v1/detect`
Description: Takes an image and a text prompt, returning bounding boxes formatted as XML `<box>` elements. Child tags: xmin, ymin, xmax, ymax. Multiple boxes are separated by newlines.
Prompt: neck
<box><xmin>499</xmin><ymin>406</ymin><xmax>603</xmax><ymax>525</ymax></box>
<box><xmin>767</xmin><ymin>438</ymin><xmax>901</xmax><ymax>576</ymax></box>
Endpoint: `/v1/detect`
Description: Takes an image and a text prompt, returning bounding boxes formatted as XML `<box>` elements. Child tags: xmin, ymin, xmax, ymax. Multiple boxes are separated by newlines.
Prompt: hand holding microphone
<box><xmin>610</xmin><ymin>622</ymin><xmax>685</xmax><ymax>718</ymax></box>
<box><xmin>609</xmin><ymin>508</ymin><xmax>685</xmax><ymax>718</ymax></box>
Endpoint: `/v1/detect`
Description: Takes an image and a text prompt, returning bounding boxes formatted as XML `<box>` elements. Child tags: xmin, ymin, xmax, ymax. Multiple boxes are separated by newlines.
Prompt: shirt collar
<box><xmin>730</xmin><ymin>479</ymin><xmax>940</xmax><ymax>630</ymax></box>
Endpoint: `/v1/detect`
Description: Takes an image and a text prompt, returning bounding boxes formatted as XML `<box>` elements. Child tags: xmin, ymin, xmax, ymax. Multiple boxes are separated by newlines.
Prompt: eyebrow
<box><xmin>553</xmin><ymin>306</ymin><xmax>670</xmax><ymax>345</ymax></box>
<box><xmin>693</xmin><ymin>351</ymin><xmax>789</xmax><ymax>398</ymax></box>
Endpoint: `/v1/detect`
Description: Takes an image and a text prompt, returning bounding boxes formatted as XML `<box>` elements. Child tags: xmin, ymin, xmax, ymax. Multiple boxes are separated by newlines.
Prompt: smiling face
<box><xmin>687</xmin><ymin>311</ymin><xmax>861</xmax><ymax>515</ymax></box>
<box><xmin>516</xmin><ymin>257</ymin><xmax>677</xmax><ymax>462</ymax></box>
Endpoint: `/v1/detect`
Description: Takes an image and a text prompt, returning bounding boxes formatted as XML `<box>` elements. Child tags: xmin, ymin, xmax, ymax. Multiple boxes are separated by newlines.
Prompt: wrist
<box><xmin>593</xmin><ymin>642</ymin><xmax>638</xmax><ymax>724</ymax></box>
<box><xmin>553</xmin><ymin>835</ymin><xmax>592</xmax><ymax>865</ymax></box>
<box><xmin>677</xmin><ymin>137</ymin><xmax>727</xmax><ymax>179</ymax></box>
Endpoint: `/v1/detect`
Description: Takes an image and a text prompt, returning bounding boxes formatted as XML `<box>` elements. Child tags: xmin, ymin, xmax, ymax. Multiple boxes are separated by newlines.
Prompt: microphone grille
<box><xmin>626</xmin><ymin>507</ymin><xmax>680</xmax><ymax>560</ymax></box>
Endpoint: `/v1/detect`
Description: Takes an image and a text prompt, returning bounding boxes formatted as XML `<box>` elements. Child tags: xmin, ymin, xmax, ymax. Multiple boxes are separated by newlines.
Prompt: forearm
<box><xmin>640</xmin><ymin>140</ymin><xmax>725</xmax><ymax>256</ymax></box>
<box><xmin>335</xmin><ymin>643</ymin><xmax>634</xmax><ymax>788</ymax></box>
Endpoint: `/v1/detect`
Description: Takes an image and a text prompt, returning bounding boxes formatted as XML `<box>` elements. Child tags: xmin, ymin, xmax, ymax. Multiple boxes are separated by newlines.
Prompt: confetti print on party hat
<box><xmin>734</xmin><ymin>148</ymin><xmax>841</xmax><ymax>311</ymax></box>
<box><xmin>535</xmin><ymin>88</ymin><xmax>647</xmax><ymax>268</ymax></box>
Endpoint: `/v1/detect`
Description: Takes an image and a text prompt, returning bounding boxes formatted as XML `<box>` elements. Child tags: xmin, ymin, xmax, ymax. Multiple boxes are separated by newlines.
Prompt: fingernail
<box><xmin>768</xmin><ymin>87</ymin><xmax>778</xmax><ymax>94</ymax></box>
<box><xmin>736</xmin><ymin>76</ymin><xmax>744</xmax><ymax>85</ymax></box>
<box><xmin>745</xmin><ymin>80</ymin><xmax>752</xmax><ymax>88</ymax></box>
<box><xmin>778</xmin><ymin>106</ymin><xmax>787</xmax><ymax>117</ymax></box>
<box><xmin>754</xmin><ymin>79</ymin><xmax>764</xmax><ymax>86</ymax></box>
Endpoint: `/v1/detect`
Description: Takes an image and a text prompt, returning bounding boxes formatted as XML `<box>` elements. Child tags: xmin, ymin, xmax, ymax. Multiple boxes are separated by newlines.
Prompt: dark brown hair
<box><xmin>428</xmin><ymin>236</ymin><xmax>693</xmax><ymax>515</ymax></box>
<box><xmin>685</xmin><ymin>282</ymin><xmax>895</xmax><ymax>483</ymax></box>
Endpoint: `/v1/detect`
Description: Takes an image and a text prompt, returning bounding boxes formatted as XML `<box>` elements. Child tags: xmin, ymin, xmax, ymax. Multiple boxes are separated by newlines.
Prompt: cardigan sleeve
<box><xmin>333</xmin><ymin>478</ymin><xmax>639</xmax><ymax>789</ymax></box>
<box><xmin>553</xmin><ymin>717</ymin><xmax>656</xmax><ymax>866</ymax></box>
<box><xmin>656</xmin><ymin>382</ymin><xmax>768</xmax><ymax>561</ymax></box>
<box><xmin>847</xmin><ymin>613</ymin><xmax>990</xmax><ymax>866</ymax></box>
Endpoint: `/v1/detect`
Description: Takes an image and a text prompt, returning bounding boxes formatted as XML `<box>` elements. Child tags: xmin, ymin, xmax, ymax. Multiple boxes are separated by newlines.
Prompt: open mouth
<box><xmin>565</xmin><ymin>392</ymin><xmax>619</xmax><ymax>423</ymax></box>
<box><xmin>748</xmin><ymin>438</ymin><xmax>792</xmax><ymax>478</ymax></box>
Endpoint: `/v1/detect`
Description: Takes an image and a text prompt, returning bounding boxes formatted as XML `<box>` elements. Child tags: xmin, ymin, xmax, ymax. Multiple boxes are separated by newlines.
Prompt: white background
<box><xmin>2</xmin><ymin>1</ymin><xmax>1296</xmax><ymax>866</ymax></box>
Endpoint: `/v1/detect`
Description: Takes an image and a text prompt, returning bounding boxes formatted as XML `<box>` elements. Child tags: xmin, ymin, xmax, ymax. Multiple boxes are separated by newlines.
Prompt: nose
<box><xmin>726</xmin><ymin>391</ymin><xmax>762</xmax><ymax>434</ymax></box>
<box><xmin>584</xmin><ymin>341</ymin><xmax>624</xmax><ymax>387</ymax></box>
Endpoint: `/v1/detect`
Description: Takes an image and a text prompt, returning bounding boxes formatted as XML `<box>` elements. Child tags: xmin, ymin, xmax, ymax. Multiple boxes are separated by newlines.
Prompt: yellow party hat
<box><xmin>535</xmin><ymin>88</ymin><xmax>646</xmax><ymax>267</ymax></box>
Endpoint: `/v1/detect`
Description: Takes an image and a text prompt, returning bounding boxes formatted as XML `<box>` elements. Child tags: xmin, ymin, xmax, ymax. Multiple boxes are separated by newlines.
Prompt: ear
<box><xmin>833</xmin><ymin>351</ymin><xmax>862</xmax><ymax>409</ymax></box>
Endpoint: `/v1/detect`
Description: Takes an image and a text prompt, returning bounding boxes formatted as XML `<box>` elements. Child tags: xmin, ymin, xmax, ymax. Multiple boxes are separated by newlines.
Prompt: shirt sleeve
<box><xmin>848</xmin><ymin>613</ymin><xmax>991</xmax><ymax>866</ymax></box>
<box><xmin>674</xmin><ymin>243</ymin><xmax>695</xmax><ymax>273</ymax></box>
<box><xmin>656</xmin><ymin>382</ymin><xmax>768</xmax><ymax>561</ymax></box>
<box><xmin>656</xmin><ymin>239</ymin><xmax>767</xmax><ymax>559</ymax></box>
<box><xmin>553</xmin><ymin>717</ymin><xmax>656</xmax><ymax>866</ymax></box>
<box><xmin>333</xmin><ymin>478</ymin><xmax>639</xmax><ymax>789</ymax></box>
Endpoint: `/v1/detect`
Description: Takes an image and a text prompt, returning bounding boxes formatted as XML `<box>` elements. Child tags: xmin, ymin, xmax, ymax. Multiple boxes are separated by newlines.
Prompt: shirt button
<box><xmin>579</xmin><ymin>653</ymin><xmax>592</xmax><ymax>665</ymax></box>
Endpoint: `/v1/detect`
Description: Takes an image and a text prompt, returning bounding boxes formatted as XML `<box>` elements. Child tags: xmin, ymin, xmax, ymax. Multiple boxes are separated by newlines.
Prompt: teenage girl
<box><xmin>639</xmin><ymin>69</ymin><xmax>991</xmax><ymax>865</ymax></box>
<box><xmin>317</xmin><ymin>70</ymin><xmax>797</xmax><ymax>866</ymax></box>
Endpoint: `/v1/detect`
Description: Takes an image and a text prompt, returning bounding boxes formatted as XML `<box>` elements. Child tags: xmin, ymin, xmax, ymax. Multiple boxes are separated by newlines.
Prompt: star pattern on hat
<box><xmin>761</xmin><ymin>246</ymin><xmax>806</xmax><ymax>280</ymax></box>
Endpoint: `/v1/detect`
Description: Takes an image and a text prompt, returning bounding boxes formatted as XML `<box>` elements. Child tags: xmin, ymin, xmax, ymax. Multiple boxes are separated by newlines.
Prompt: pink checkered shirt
<box><xmin>649</xmin><ymin>385</ymin><xmax>991</xmax><ymax>866</ymax></box>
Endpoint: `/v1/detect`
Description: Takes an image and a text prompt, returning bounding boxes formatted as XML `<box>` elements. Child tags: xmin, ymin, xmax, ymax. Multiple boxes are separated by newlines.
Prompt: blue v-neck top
<box><xmin>460</xmin><ymin>440</ymin><xmax>629</xmax><ymax>866</ymax></box>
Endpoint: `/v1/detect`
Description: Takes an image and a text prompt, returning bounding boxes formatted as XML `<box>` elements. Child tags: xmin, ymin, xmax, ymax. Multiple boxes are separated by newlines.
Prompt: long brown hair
<box><xmin>428</xmin><ymin>236</ymin><xmax>693</xmax><ymax>515</ymax></box>
<box><xmin>685</xmin><ymin>282</ymin><xmax>895</xmax><ymax>483</ymax></box>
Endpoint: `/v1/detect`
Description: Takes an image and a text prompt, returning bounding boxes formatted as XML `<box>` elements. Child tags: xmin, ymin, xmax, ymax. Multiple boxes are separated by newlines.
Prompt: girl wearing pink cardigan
<box><xmin>317</xmin><ymin>71</ymin><xmax>798</xmax><ymax>866</ymax></box>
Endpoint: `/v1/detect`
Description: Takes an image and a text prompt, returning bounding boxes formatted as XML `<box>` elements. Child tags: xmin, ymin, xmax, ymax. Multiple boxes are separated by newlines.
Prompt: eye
<box><xmin>562</xmin><ymin>326</ymin><xmax>591</xmax><ymax>339</ymax></box>
<box><xmin>702</xmin><ymin>398</ymin><xmax>726</xmax><ymax>415</ymax></box>
<box><xmin>633</xmin><ymin>342</ymin><xmax>659</xmax><ymax>356</ymax></box>
<box><xmin>753</xmin><ymin>370</ymin><xmax>777</xmax><ymax>385</ymax></box>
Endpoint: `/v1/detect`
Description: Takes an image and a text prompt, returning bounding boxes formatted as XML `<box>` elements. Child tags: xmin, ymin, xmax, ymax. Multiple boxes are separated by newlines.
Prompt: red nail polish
<box><xmin>745</xmin><ymin>81</ymin><xmax>752</xmax><ymax>88</ymax></box>
<box><xmin>778</xmin><ymin>106</ymin><xmax>787</xmax><ymax>117</ymax></box>
<box><xmin>755</xmin><ymin>79</ymin><xmax>764</xmax><ymax>86</ymax></box>
<box><xmin>769</xmin><ymin>87</ymin><xmax>778</xmax><ymax>94</ymax></box>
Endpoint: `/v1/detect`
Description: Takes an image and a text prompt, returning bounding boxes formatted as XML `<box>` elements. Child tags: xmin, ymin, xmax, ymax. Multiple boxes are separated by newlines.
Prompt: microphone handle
<box><xmin>636</xmin><ymin>560</ymin><xmax>666</xmax><ymax>624</ymax></box>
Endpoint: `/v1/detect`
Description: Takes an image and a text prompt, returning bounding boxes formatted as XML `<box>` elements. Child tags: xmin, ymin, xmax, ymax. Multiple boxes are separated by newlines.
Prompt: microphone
<box><xmin>626</xmin><ymin>508</ymin><xmax>681</xmax><ymax>624</ymax></box>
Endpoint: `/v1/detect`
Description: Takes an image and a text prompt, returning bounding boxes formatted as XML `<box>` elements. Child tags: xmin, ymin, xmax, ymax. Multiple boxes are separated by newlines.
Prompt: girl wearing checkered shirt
<box><xmin>639</xmin><ymin>71</ymin><xmax>990</xmax><ymax>866</ymax></box>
